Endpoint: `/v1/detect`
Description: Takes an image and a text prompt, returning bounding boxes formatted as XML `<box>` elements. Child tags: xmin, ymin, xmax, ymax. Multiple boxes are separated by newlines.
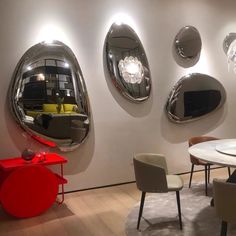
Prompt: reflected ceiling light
<box><xmin>37</xmin><ymin>73</ymin><xmax>45</xmax><ymax>81</ymax></box>
<box><xmin>27</xmin><ymin>66</ymin><xmax>32</xmax><ymax>71</ymax></box>
<box><xmin>118</xmin><ymin>56</ymin><xmax>144</xmax><ymax>84</ymax></box>
<box><xmin>64</xmin><ymin>62</ymin><xmax>69</xmax><ymax>68</ymax></box>
<box><xmin>44</xmin><ymin>39</ymin><xmax>55</xmax><ymax>44</ymax></box>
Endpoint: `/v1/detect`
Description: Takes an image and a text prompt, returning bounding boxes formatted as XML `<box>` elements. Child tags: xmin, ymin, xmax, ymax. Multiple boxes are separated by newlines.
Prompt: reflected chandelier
<box><xmin>118</xmin><ymin>56</ymin><xmax>144</xmax><ymax>84</ymax></box>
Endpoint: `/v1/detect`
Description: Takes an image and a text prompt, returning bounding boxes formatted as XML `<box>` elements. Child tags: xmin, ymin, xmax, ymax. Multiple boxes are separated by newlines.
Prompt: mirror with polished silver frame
<box><xmin>166</xmin><ymin>73</ymin><xmax>226</xmax><ymax>123</ymax></box>
<box><xmin>223</xmin><ymin>32</ymin><xmax>236</xmax><ymax>55</ymax></box>
<box><xmin>223</xmin><ymin>33</ymin><xmax>236</xmax><ymax>74</ymax></box>
<box><xmin>9</xmin><ymin>40</ymin><xmax>90</xmax><ymax>151</ymax></box>
<box><xmin>173</xmin><ymin>26</ymin><xmax>202</xmax><ymax>68</ymax></box>
<box><xmin>105</xmin><ymin>22</ymin><xmax>151</xmax><ymax>102</ymax></box>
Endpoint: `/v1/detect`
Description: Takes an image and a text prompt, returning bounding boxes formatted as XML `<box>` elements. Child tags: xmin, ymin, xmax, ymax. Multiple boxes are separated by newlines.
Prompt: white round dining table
<box><xmin>188</xmin><ymin>139</ymin><xmax>236</xmax><ymax>168</ymax></box>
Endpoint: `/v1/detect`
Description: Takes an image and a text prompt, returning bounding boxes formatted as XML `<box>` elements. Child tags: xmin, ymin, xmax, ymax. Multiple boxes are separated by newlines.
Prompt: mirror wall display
<box><xmin>9</xmin><ymin>40</ymin><xmax>90</xmax><ymax>151</ymax></box>
<box><xmin>174</xmin><ymin>26</ymin><xmax>202</xmax><ymax>68</ymax></box>
<box><xmin>105</xmin><ymin>22</ymin><xmax>151</xmax><ymax>102</ymax></box>
<box><xmin>166</xmin><ymin>73</ymin><xmax>226</xmax><ymax>123</ymax></box>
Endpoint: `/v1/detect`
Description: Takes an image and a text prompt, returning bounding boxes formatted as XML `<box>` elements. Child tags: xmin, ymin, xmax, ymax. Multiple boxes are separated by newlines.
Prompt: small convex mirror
<box><xmin>223</xmin><ymin>32</ymin><xmax>236</xmax><ymax>73</ymax></box>
<box><xmin>105</xmin><ymin>22</ymin><xmax>151</xmax><ymax>102</ymax></box>
<box><xmin>173</xmin><ymin>26</ymin><xmax>202</xmax><ymax>68</ymax></box>
<box><xmin>166</xmin><ymin>73</ymin><xmax>226</xmax><ymax>123</ymax></box>
<box><xmin>9</xmin><ymin>41</ymin><xmax>90</xmax><ymax>151</ymax></box>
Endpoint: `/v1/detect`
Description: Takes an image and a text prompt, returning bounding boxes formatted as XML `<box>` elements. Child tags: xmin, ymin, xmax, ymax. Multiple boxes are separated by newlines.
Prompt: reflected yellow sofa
<box><xmin>26</xmin><ymin>104</ymin><xmax>78</xmax><ymax>118</ymax></box>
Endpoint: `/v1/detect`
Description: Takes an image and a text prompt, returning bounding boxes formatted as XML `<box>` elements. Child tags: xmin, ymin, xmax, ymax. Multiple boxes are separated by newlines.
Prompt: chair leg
<box><xmin>189</xmin><ymin>164</ymin><xmax>194</xmax><ymax>188</ymax></box>
<box><xmin>228</xmin><ymin>167</ymin><xmax>231</xmax><ymax>177</ymax></box>
<box><xmin>221</xmin><ymin>221</ymin><xmax>227</xmax><ymax>236</ymax></box>
<box><xmin>208</xmin><ymin>164</ymin><xmax>211</xmax><ymax>183</ymax></box>
<box><xmin>204</xmin><ymin>165</ymin><xmax>208</xmax><ymax>196</ymax></box>
<box><xmin>176</xmin><ymin>191</ymin><xmax>182</xmax><ymax>230</ymax></box>
<box><xmin>137</xmin><ymin>191</ymin><xmax>146</xmax><ymax>230</ymax></box>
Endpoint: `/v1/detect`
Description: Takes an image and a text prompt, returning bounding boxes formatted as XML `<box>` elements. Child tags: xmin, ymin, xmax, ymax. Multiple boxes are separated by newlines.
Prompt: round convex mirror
<box><xmin>166</xmin><ymin>73</ymin><xmax>226</xmax><ymax>123</ymax></box>
<box><xmin>173</xmin><ymin>26</ymin><xmax>202</xmax><ymax>67</ymax></box>
<box><xmin>9</xmin><ymin>41</ymin><xmax>90</xmax><ymax>151</ymax></box>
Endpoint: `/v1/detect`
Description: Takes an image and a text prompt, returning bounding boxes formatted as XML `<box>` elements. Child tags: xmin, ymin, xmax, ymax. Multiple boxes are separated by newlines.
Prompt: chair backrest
<box><xmin>133</xmin><ymin>153</ymin><xmax>168</xmax><ymax>193</ymax></box>
<box><xmin>188</xmin><ymin>136</ymin><xmax>219</xmax><ymax>165</ymax></box>
<box><xmin>213</xmin><ymin>179</ymin><xmax>236</xmax><ymax>223</ymax></box>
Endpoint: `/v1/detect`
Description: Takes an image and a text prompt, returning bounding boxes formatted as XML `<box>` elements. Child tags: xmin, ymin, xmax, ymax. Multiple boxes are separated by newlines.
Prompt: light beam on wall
<box><xmin>36</xmin><ymin>24</ymin><xmax>69</xmax><ymax>45</ymax></box>
<box><xmin>104</xmin><ymin>13</ymin><xmax>141</xmax><ymax>39</ymax></box>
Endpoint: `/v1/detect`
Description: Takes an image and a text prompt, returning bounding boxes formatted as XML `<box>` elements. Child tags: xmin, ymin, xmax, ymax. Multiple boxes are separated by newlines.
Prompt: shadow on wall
<box><xmin>160</xmin><ymin>102</ymin><xmax>228</xmax><ymax>143</ymax></box>
<box><xmin>102</xmin><ymin>43</ymin><xmax>153</xmax><ymax>118</ymax></box>
<box><xmin>4</xmin><ymin>98</ymin><xmax>95</xmax><ymax>175</ymax></box>
<box><xmin>172</xmin><ymin>43</ymin><xmax>201</xmax><ymax>68</ymax></box>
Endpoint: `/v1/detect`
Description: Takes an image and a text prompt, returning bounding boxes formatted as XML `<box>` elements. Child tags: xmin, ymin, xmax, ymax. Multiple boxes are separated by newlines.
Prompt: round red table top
<box><xmin>0</xmin><ymin>164</ymin><xmax>59</xmax><ymax>218</ymax></box>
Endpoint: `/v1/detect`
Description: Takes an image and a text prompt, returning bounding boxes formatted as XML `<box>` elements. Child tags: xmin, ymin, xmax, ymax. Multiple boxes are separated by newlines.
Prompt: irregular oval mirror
<box><xmin>223</xmin><ymin>33</ymin><xmax>236</xmax><ymax>73</ymax></box>
<box><xmin>173</xmin><ymin>26</ymin><xmax>202</xmax><ymax>68</ymax></box>
<box><xmin>105</xmin><ymin>22</ymin><xmax>151</xmax><ymax>102</ymax></box>
<box><xmin>166</xmin><ymin>73</ymin><xmax>226</xmax><ymax>123</ymax></box>
<box><xmin>223</xmin><ymin>32</ymin><xmax>236</xmax><ymax>55</ymax></box>
<box><xmin>9</xmin><ymin>41</ymin><xmax>90</xmax><ymax>151</ymax></box>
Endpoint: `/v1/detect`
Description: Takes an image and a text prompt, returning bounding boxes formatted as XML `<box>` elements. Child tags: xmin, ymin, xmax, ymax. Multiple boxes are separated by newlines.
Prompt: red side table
<box><xmin>0</xmin><ymin>153</ymin><xmax>67</xmax><ymax>218</ymax></box>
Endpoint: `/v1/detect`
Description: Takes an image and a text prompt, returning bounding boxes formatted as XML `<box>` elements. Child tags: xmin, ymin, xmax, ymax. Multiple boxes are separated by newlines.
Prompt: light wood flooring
<box><xmin>0</xmin><ymin>168</ymin><xmax>230</xmax><ymax>236</ymax></box>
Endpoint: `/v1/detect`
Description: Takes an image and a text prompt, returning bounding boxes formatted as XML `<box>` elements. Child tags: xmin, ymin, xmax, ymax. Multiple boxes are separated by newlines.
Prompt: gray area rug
<box><xmin>125</xmin><ymin>183</ymin><xmax>236</xmax><ymax>236</ymax></box>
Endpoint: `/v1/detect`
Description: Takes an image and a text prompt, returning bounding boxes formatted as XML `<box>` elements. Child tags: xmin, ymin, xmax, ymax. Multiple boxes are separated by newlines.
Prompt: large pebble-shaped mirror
<box><xmin>173</xmin><ymin>26</ymin><xmax>202</xmax><ymax>68</ymax></box>
<box><xmin>9</xmin><ymin>40</ymin><xmax>90</xmax><ymax>151</ymax></box>
<box><xmin>105</xmin><ymin>22</ymin><xmax>151</xmax><ymax>102</ymax></box>
<box><xmin>166</xmin><ymin>73</ymin><xmax>226</xmax><ymax>123</ymax></box>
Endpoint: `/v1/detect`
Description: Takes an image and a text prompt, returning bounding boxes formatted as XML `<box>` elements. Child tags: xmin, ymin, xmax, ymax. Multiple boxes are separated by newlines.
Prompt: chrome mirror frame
<box><xmin>105</xmin><ymin>22</ymin><xmax>151</xmax><ymax>102</ymax></box>
<box><xmin>173</xmin><ymin>26</ymin><xmax>202</xmax><ymax>68</ymax></box>
<box><xmin>9</xmin><ymin>40</ymin><xmax>90</xmax><ymax>151</ymax></box>
<box><xmin>166</xmin><ymin>73</ymin><xmax>226</xmax><ymax>123</ymax></box>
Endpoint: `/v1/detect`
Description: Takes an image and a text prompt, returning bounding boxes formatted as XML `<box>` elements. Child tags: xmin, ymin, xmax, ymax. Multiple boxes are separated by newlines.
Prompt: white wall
<box><xmin>1</xmin><ymin>0</ymin><xmax>236</xmax><ymax>191</ymax></box>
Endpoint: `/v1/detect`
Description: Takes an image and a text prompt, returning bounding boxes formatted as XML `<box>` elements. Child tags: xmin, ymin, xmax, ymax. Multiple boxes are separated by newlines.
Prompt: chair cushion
<box><xmin>43</xmin><ymin>104</ymin><xmax>64</xmax><ymax>113</ymax></box>
<box><xmin>63</xmin><ymin>104</ymin><xmax>77</xmax><ymax>112</ymax></box>
<box><xmin>166</xmin><ymin>175</ymin><xmax>183</xmax><ymax>191</ymax></box>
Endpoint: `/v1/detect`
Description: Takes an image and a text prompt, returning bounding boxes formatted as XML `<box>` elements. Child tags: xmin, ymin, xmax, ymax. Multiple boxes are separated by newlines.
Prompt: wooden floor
<box><xmin>0</xmin><ymin>168</ymin><xmax>230</xmax><ymax>236</ymax></box>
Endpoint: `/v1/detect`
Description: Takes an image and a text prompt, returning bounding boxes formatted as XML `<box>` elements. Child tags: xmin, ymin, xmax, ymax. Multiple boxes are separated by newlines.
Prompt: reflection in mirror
<box><xmin>166</xmin><ymin>73</ymin><xmax>226</xmax><ymax>123</ymax></box>
<box><xmin>173</xmin><ymin>26</ymin><xmax>202</xmax><ymax>68</ymax></box>
<box><xmin>105</xmin><ymin>22</ymin><xmax>151</xmax><ymax>102</ymax></box>
<box><xmin>223</xmin><ymin>32</ymin><xmax>236</xmax><ymax>73</ymax></box>
<box><xmin>9</xmin><ymin>41</ymin><xmax>90</xmax><ymax>151</ymax></box>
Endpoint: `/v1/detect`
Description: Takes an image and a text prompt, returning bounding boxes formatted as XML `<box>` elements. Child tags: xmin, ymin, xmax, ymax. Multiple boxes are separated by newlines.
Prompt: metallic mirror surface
<box><xmin>174</xmin><ymin>26</ymin><xmax>202</xmax><ymax>67</ymax></box>
<box><xmin>9</xmin><ymin>41</ymin><xmax>90</xmax><ymax>151</ymax></box>
<box><xmin>166</xmin><ymin>73</ymin><xmax>226</xmax><ymax>123</ymax></box>
<box><xmin>105</xmin><ymin>23</ymin><xmax>151</xmax><ymax>102</ymax></box>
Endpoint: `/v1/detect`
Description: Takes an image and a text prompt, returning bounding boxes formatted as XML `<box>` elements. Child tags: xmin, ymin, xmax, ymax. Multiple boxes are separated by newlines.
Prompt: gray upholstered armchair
<box><xmin>133</xmin><ymin>153</ymin><xmax>184</xmax><ymax>230</ymax></box>
<box><xmin>213</xmin><ymin>179</ymin><xmax>236</xmax><ymax>236</ymax></box>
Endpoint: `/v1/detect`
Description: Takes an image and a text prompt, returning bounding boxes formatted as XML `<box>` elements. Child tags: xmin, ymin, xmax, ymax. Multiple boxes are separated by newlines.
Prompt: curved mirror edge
<box><xmin>9</xmin><ymin>40</ymin><xmax>90</xmax><ymax>151</ymax></box>
<box><xmin>223</xmin><ymin>32</ymin><xmax>236</xmax><ymax>55</ymax></box>
<box><xmin>173</xmin><ymin>26</ymin><xmax>202</xmax><ymax>68</ymax></box>
<box><xmin>105</xmin><ymin>23</ymin><xmax>151</xmax><ymax>103</ymax></box>
<box><xmin>165</xmin><ymin>73</ymin><xmax>226</xmax><ymax>123</ymax></box>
